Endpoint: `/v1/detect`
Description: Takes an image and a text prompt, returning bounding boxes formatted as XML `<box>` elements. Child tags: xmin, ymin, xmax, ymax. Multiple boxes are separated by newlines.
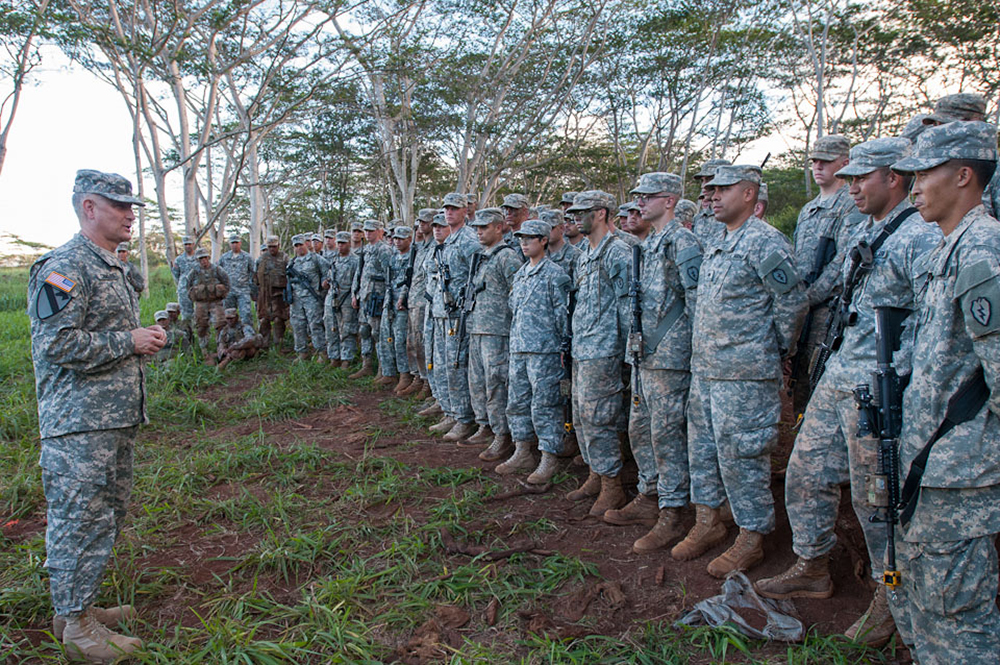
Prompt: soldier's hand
<box><xmin>322</xmin><ymin>280</ymin><xmax>330</xmax><ymax>289</ymax></box>
<box><xmin>397</xmin><ymin>297</ymin><xmax>405</xmax><ymax>310</ymax></box>
<box><xmin>352</xmin><ymin>297</ymin><xmax>359</xmax><ymax>309</ymax></box>
<box><xmin>133</xmin><ymin>325</ymin><xmax>167</xmax><ymax>355</ymax></box>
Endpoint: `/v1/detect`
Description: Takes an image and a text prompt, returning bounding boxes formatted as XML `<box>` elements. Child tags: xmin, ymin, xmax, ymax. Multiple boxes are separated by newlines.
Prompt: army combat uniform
<box><xmin>323</xmin><ymin>234</ymin><xmax>360</xmax><ymax>363</ymax></box>
<box><xmin>253</xmin><ymin>238</ymin><xmax>290</xmax><ymax>347</ymax></box>
<box><xmin>402</xmin><ymin>221</ymin><xmax>433</xmax><ymax>389</ymax></box>
<box><xmin>181</xmin><ymin>251</ymin><xmax>230</xmax><ymax>354</ymax></box>
<box><xmin>381</xmin><ymin>235</ymin><xmax>414</xmax><ymax>377</ymax></box>
<box><xmin>219</xmin><ymin>239</ymin><xmax>255</xmax><ymax>325</ymax></box>
<box><xmin>352</xmin><ymin>225</ymin><xmax>394</xmax><ymax>369</ymax></box>
<box><xmin>287</xmin><ymin>237</ymin><xmax>328</xmax><ymax>356</ymax></box>
<box><xmin>172</xmin><ymin>244</ymin><xmax>199</xmax><ymax>318</ymax></box>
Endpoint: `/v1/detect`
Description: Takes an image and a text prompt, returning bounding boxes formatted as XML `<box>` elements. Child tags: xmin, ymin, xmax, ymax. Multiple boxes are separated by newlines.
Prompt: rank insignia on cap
<box><xmin>45</xmin><ymin>271</ymin><xmax>76</xmax><ymax>293</ymax></box>
<box><xmin>36</xmin><ymin>272</ymin><xmax>75</xmax><ymax>320</ymax></box>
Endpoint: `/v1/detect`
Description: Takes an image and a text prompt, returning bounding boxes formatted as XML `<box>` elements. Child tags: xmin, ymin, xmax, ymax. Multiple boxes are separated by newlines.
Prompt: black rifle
<box><xmin>433</xmin><ymin>245</ymin><xmax>456</xmax><ymax>311</ymax></box>
<box><xmin>853</xmin><ymin>306</ymin><xmax>910</xmax><ymax>590</ymax></box>
<box><xmin>399</xmin><ymin>244</ymin><xmax>419</xmax><ymax>309</ymax></box>
<box><xmin>789</xmin><ymin>233</ymin><xmax>836</xmax><ymax>404</ymax></box>
<box><xmin>353</xmin><ymin>245</ymin><xmax>366</xmax><ymax>304</ymax></box>
<box><xmin>627</xmin><ymin>243</ymin><xmax>643</xmax><ymax>406</ymax></box>
<box><xmin>286</xmin><ymin>262</ymin><xmax>323</xmax><ymax>304</ymax></box>
<box><xmin>450</xmin><ymin>252</ymin><xmax>483</xmax><ymax>368</ymax></box>
<box><xmin>561</xmin><ymin>286</ymin><xmax>576</xmax><ymax>434</ymax></box>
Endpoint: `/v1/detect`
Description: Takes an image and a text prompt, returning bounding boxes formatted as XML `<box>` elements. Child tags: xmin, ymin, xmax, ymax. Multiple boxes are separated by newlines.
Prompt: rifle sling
<box><xmin>642</xmin><ymin>297</ymin><xmax>685</xmax><ymax>357</ymax></box>
<box><xmin>898</xmin><ymin>366</ymin><xmax>990</xmax><ymax>528</ymax></box>
<box><xmin>848</xmin><ymin>207</ymin><xmax>919</xmax><ymax>293</ymax></box>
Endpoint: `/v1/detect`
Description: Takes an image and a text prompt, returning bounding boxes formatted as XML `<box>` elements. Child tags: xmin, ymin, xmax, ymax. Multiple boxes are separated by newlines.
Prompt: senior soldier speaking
<box><xmin>28</xmin><ymin>170</ymin><xmax>165</xmax><ymax>662</ymax></box>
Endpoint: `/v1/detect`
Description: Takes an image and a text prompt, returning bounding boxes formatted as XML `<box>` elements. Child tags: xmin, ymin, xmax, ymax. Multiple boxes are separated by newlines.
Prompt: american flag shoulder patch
<box><xmin>44</xmin><ymin>271</ymin><xmax>76</xmax><ymax>293</ymax></box>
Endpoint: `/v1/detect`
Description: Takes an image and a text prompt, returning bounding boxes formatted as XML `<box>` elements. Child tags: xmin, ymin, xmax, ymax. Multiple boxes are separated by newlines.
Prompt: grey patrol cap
<box><xmin>539</xmin><ymin>209</ymin><xmax>564</xmax><ymax>228</ymax></box>
<box><xmin>311</xmin><ymin>233</ymin><xmax>322</xmax><ymax>242</ymax></box>
<box><xmin>392</xmin><ymin>226</ymin><xmax>412</xmax><ymax>239</ymax></box>
<box><xmin>324</xmin><ymin>229</ymin><xmax>337</xmax><ymax>239</ymax></box>
<box><xmin>416</xmin><ymin>208</ymin><xmax>438</xmax><ymax>223</ymax></box>
<box><xmin>73</xmin><ymin>169</ymin><xmax>145</xmax><ymax>206</ymax></box>
<box><xmin>116</xmin><ymin>242</ymin><xmax>129</xmax><ymax>252</ymax></box>
<box><xmin>901</xmin><ymin>114</ymin><xmax>931</xmax><ymax>141</ymax></box>
<box><xmin>501</xmin><ymin>193</ymin><xmax>530</xmax><ymax>209</ymax></box>
<box><xmin>165</xmin><ymin>301</ymin><xmax>181</xmax><ymax>312</ymax></box>
<box><xmin>154</xmin><ymin>310</ymin><xmax>169</xmax><ymax>321</ymax></box>
<box><xmin>693</xmin><ymin>158</ymin><xmax>731</xmax><ymax>181</ymax></box>
<box><xmin>350</xmin><ymin>221</ymin><xmax>364</xmax><ymax>231</ymax></box>
<box><xmin>266</xmin><ymin>235</ymin><xmax>280</xmax><ymax>246</ymax></box>
<box><xmin>706</xmin><ymin>165</ymin><xmax>763</xmax><ymax>187</ymax></box>
<box><xmin>513</xmin><ymin>219</ymin><xmax>551</xmax><ymax>238</ymax></box>
<box><xmin>675</xmin><ymin>199</ymin><xmax>698</xmax><ymax>223</ymax></box>
<box><xmin>566</xmin><ymin>190</ymin><xmax>616</xmax><ymax>213</ymax></box>
<box><xmin>442</xmin><ymin>192</ymin><xmax>467</xmax><ymax>208</ymax></box>
<box><xmin>335</xmin><ymin>231</ymin><xmax>351</xmax><ymax>242</ymax></box>
<box><xmin>228</xmin><ymin>233</ymin><xmax>241</xmax><ymax>243</ymax></box>
<box><xmin>924</xmin><ymin>93</ymin><xmax>987</xmax><ymax>125</ymax></box>
<box><xmin>292</xmin><ymin>234</ymin><xmax>305</xmax><ymax>245</ymax></box>
<box><xmin>194</xmin><ymin>247</ymin><xmax>210</xmax><ymax>258</ymax></box>
<box><xmin>560</xmin><ymin>191</ymin><xmax>579</xmax><ymax>205</ymax></box>
<box><xmin>892</xmin><ymin>121</ymin><xmax>999</xmax><ymax>174</ymax></box>
<box><xmin>835</xmin><ymin>137</ymin><xmax>912</xmax><ymax>177</ymax></box>
<box><xmin>431</xmin><ymin>212</ymin><xmax>448</xmax><ymax>226</ymax></box>
<box><xmin>809</xmin><ymin>135</ymin><xmax>851</xmax><ymax>161</ymax></box>
<box><xmin>181</xmin><ymin>235</ymin><xmax>194</xmax><ymax>245</ymax></box>
<box><xmin>631</xmin><ymin>172</ymin><xmax>683</xmax><ymax>196</ymax></box>
<box><xmin>362</xmin><ymin>219</ymin><xmax>384</xmax><ymax>231</ymax></box>
<box><xmin>469</xmin><ymin>207</ymin><xmax>505</xmax><ymax>226</ymax></box>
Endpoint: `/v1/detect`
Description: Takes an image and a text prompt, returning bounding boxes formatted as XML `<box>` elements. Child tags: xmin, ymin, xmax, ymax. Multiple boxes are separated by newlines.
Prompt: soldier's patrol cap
<box><xmin>501</xmin><ymin>193</ymin><xmax>530</xmax><ymax>210</ymax></box>
<box><xmin>675</xmin><ymin>199</ymin><xmax>698</xmax><ymax>222</ymax></box>
<box><xmin>116</xmin><ymin>242</ymin><xmax>129</xmax><ymax>252</ymax></box>
<box><xmin>350</xmin><ymin>221</ymin><xmax>364</xmax><ymax>231</ymax></box>
<box><xmin>809</xmin><ymin>135</ymin><xmax>850</xmax><ymax>161</ymax></box>
<box><xmin>539</xmin><ymin>209</ymin><xmax>564</xmax><ymax>228</ymax></box>
<box><xmin>362</xmin><ymin>219</ymin><xmax>384</xmax><ymax>231</ymax></box>
<box><xmin>631</xmin><ymin>172</ymin><xmax>683</xmax><ymax>196</ymax></box>
<box><xmin>165</xmin><ymin>301</ymin><xmax>181</xmax><ymax>313</ymax></box>
<box><xmin>616</xmin><ymin>205</ymin><xmax>629</xmax><ymax>218</ymax></box>
<box><xmin>835</xmin><ymin>137</ymin><xmax>912</xmax><ymax>177</ymax></box>
<box><xmin>417</xmin><ymin>208</ymin><xmax>438</xmax><ymax>222</ymax></box>
<box><xmin>560</xmin><ymin>191</ymin><xmax>579</xmax><ymax>205</ymax></box>
<box><xmin>705</xmin><ymin>165</ymin><xmax>762</xmax><ymax>187</ymax></box>
<box><xmin>292</xmin><ymin>234</ymin><xmax>305</xmax><ymax>245</ymax></box>
<box><xmin>73</xmin><ymin>169</ymin><xmax>145</xmax><ymax>206</ymax></box>
<box><xmin>901</xmin><ymin>114</ymin><xmax>930</xmax><ymax>141</ymax></box>
<box><xmin>566</xmin><ymin>190</ymin><xmax>616</xmax><ymax>213</ymax></box>
<box><xmin>470</xmin><ymin>207</ymin><xmax>505</xmax><ymax>226</ymax></box>
<box><xmin>693</xmin><ymin>158</ymin><xmax>731</xmax><ymax>180</ymax></box>
<box><xmin>154</xmin><ymin>310</ymin><xmax>169</xmax><ymax>321</ymax></box>
<box><xmin>513</xmin><ymin>219</ymin><xmax>551</xmax><ymax>238</ymax></box>
<box><xmin>442</xmin><ymin>192</ymin><xmax>467</xmax><ymax>208</ymax></box>
<box><xmin>466</xmin><ymin>194</ymin><xmax>477</xmax><ymax>205</ymax></box>
<box><xmin>228</xmin><ymin>234</ymin><xmax>241</xmax><ymax>243</ymax></box>
<box><xmin>266</xmin><ymin>235</ymin><xmax>280</xmax><ymax>246</ymax></box>
<box><xmin>335</xmin><ymin>231</ymin><xmax>351</xmax><ymax>242</ymax></box>
<box><xmin>924</xmin><ymin>93</ymin><xmax>987</xmax><ymax>125</ymax></box>
<box><xmin>310</xmin><ymin>233</ymin><xmax>322</xmax><ymax>242</ymax></box>
<box><xmin>392</xmin><ymin>226</ymin><xmax>413</xmax><ymax>239</ymax></box>
<box><xmin>431</xmin><ymin>212</ymin><xmax>448</xmax><ymax>226</ymax></box>
<box><xmin>892</xmin><ymin>121</ymin><xmax>999</xmax><ymax>174</ymax></box>
<box><xmin>324</xmin><ymin>229</ymin><xmax>337</xmax><ymax>238</ymax></box>
<box><xmin>182</xmin><ymin>235</ymin><xmax>194</xmax><ymax>245</ymax></box>
<box><xmin>758</xmin><ymin>183</ymin><xmax>769</xmax><ymax>203</ymax></box>
<box><xmin>194</xmin><ymin>247</ymin><xmax>210</xmax><ymax>258</ymax></box>
<box><xmin>224</xmin><ymin>307</ymin><xmax>239</xmax><ymax>318</ymax></box>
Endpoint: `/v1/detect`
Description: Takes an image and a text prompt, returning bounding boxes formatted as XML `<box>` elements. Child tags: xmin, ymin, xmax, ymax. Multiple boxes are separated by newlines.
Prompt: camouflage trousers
<box><xmin>358</xmin><ymin>311</ymin><xmax>379</xmax><ymax>358</ymax></box>
<box><xmin>468</xmin><ymin>334</ymin><xmax>510</xmax><ymax>436</ymax></box>
<box><xmin>177</xmin><ymin>286</ymin><xmax>194</xmax><ymax>319</ymax></box>
<box><xmin>41</xmin><ymin>426</ymin><xmax>137</xmax><ymax>616</ymax></box>
<box><xmin>889</xmin><ymin>523</ymin><xmax>1000</xmax><ymax>663</ymax></box>
<box><xmin>688</xmin><ymin>375</ymin><xmax>779</xmax><ymax>534</ymax></box>
<box><xmin>508</xmin><ymin>352</ymin><xmax>562</xmax><ymax>454</ymax></box>
<box><xmin>379</xmin><ymin>307</ymin><xmax>409</xmax><ymax>377</ymax></box>
<box><xmin>324</xmin><ymin>293</ymin><xmax>358</xmax><ymax>362</ymax></box>
<box><xmin>423</xmin><ymin>306</ymin><xmax>439</xmax><ymax>395</ymax></box>
<box><xmin>407</xmin><ymin>305</ymin><xmax>426</xmax><ymax>380</ymax></box>
<box><xmin>290</xmin><ymin>294</ymin><xmax>326</xmax><ymax>354</ymax></box>
<box><xmin>431</xmin><ymin>317</ymin><xmax>473</xmax><ymax>423</ymax></box>
<box><xmin>572</xmin><ymin>357</ymin><xmax>624</xmax><ymax>478</ymax></box>
<box><xmin>193</xmin><ymin>300</ymin><xmax>225</xmax><ymax>348</ymax></box>
<box><xmin>784</xmin><ymin>377</ymin><xmax>885</xmax><ymax>577</ymax></box>
<box><xmin>224</xmin><ymin>289</ymin><xmax>255</xmax><ymax>325</ymax></box>
<box><xmin>628</xmin><ymin>366</ymin><xmax>690</xmax><ymax>508</ymax></box>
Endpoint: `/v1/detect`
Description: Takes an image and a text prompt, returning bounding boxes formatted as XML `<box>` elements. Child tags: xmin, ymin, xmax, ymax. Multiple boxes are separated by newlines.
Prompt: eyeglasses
<box><xmin>634</xmin><ymin>194</ymin><xmax>669</xmax><ymax>203</ymax></box>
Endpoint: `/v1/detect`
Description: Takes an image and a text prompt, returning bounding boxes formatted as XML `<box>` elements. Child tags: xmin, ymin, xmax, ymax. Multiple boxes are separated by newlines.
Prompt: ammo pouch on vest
<box><xmin>190</xmin><ymin>284</ymin><xmax>210</xmax><ymax>301</ymax></box>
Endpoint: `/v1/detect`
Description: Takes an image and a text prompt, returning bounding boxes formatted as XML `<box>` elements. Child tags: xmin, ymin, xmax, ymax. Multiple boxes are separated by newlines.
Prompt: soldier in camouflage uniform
<box><xmin>464</xmin><ymin>208</ymin><xmax>522</xmax><ymax>452</ymax></box>
<box><xmin>398</xmin><ymin>210</ymin><xmax>435</xmax><ymax>398</ymax></box>
<box><xmin>181</xmin><ymin>247</ymin><xmax>230</xmax><ymax>363</ymax></box>
<box><xmin>690</xmin><ymin>158</ymin><xmax>730</xmax><ymax>247</ymax></box>
<box><xmin>309</xmin><ymin>232</ymin><xmax>324</xmax><ymax>254</ymax></box>
<box><xmin>215</xmin><ymin>307</ymin><xmax>263</xmax><ymax>369</ymax></box>
<box><xmin>287</xmin><ymin>234</ymin><xmax>328</xmax><ymax>361</ymax></box>
<box><xmin>501</xmin><ymin>193</ymin><xmax>530</xmax><ymax>260</ymax></box>
<box><xmin>219</xmin><ymin>234</ymin><xmax>255</xmax><ymax>325</ymax></box>
<box><xmin>323</xmin><ymin>231</ymin><xmax>359</xmax><ymax>368</ymax></box>
<box><xmin>542</xmin><ymin>209</ymin><xmax>581</xmax><ymax>280</ymax></box>
<box><xmin>788</xmin><ymin>135</ymin><xmax>866</xmax><ymax>415</ymax></box>
<box><xmin>417</xmin><ymin>214</ymin><xmax>450</xmax><ymax>420</ymax></box>
<box><xmin>152</xmin><ymin>310</ymin><xmax>187</xmax><ymax>364</ymax></box>
<box><xmin>322</xmin><ymin>229</ymin><xmax>338</xmax><ymax>259</ymax></box>
<box><xmin>873</xmin><ymin>120</ymin><xmax>1000</xmax><ymax>663</ymax></box>
<box><xmin>165</xmin><ymin>301</ymin><xmax>194</xmax><ymax>351</ymax></box>
<box><xmin>603</xmin><ymin>173</ymin><xmax>702</xmax><ymax>555</ymax></box>
<box><xmin>253</xmin><ymin>235</ymin><xmax>290</xmax><ymax>349</ymax></box>
<box><xmin>171</xmin><ymin>235</ymin><xmax>198</xmax><ymax>318</ymax></box>
<box><xmin>380</xmin><ymin>226</ymin><xmax>414</xmax><ymax>390</ymax></box>
<box><xmin>755</xmin><ymin>138</ymin><xmax>941</xmax><ymax>647</ymax></box>
<box><xmin>350</xmin><ymin>221</ymin><xmax>365</xmax><ymax>255</ymax></box>
<box><xmin>116</xmin><ymin>242</ymin><xmax>144</xmax><ymax>294</ymax></box>
<box><xmin>676</xmin><ymin>165</ymin><xmax>807</xmax><ymax>578</ymax></box>
<box><xmin>675</xmin><ymin>199</ymin><xmax>698</xmax><ymax>230</ymax></box>
<box><xmin>563</xmin><ymin>191</ymin><xmax>633</xmax><ymax>517</ymax></box>
<box><xmin>491</xmin><ymin>218</ymin><xmax>572</xmax><ymax>482</ymax></box>
<box><xmin>28</xmin><ymin>170</ymin><xmax>163</xmax><ymax>661</ymax></box>
<box><xmin>350</xmin><ymin>220</ymin><xmax>393</xmax><ymax>378</ymax></box>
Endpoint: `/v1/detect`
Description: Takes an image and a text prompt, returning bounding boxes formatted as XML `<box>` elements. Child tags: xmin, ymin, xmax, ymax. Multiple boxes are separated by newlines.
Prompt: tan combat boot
<box><xmin>62</xmin><ymin>608</ymin><xmax>143</xmax><ymax>663</ymax></box>
<box><xmin>429</xmin><ymin>416</ymin><xmax>456</xmax><ymax>434</ymax></box>
<box><xmin>632</xmin><ymin>508</ymin><xmax>685</xmax><ymax>554</ymax></box>
<box><xmin>417</xmin><ymin>401</ymin><xmax>443</xmax><ymax>417</ymax></box>
<box><xmin>603</xmin><ymin>493</ymin><xmax>660</xmax><ymax>527</ymax></box>
<box><xmin>479</xmin><ymin>433</ymin><xmax>513</xmax><ymax>461</ymax></box>
<box><xmin>495</xmin><ymin>441</ymin><xmax>535</xmax><ymax>475</ymax></box>
<box><xmin>393</xmin><ymin>372</ymin><xmax>414</xmax><ymax>395</ymax></box>
<box><xmin>671</xmin><ymin>504</ymin><xmax>728</xmax><ymax>561</ymax></box>
<box><xmin>398</xmin><ymin>376</ymin><xmax>423</xmax><ymax>397</ymax></box>
<box><xmin>844</xmin><ymin>585</ymin><xmax>896</xmax><ymax>647</ymax></box>
<box><xmin>348</xmin><ymin>357</ymin><xmax>374</xmax><ymax>379</ymax></box>
<box><xmin>527</xmin><ymin>452</ymin><xmax>559</xmax><ymax>484</ymax></box>
<box><xmin>558</xmin><ymin>430</ymin><xmax>580</xmax><ymax>458</ymax></box>
<box><xmin>340</xmin><ymin>360</ymin><xmax>352</xmax><ymax>369</ymax></box>
<box><xmin>217</xmin><ymin>356</ymin><xmax>232</xmax><ymax>370</ymax></box>
<box><xmin>443</xmin><ymin>421</ymin><xmax>477</xmax><ymax>442</ymax></box>
<box><xmin>315</xmin><ymin>351</ymin><xmax>328</xmax><ymax>363</ymax></box>
<box><xmin>706</xmin><ymin>528</ymin><xmax>765</xmax><ymax>578</ymax></box>
<box><xmin>754</xmin><ymin>554</ymin><xmax>833</xmax><ymax>599</ymax></box>
<box><xmin>54</xmin><ymin>605</ymin><xmax>136</xmax><ymax>641</ymax></box>
<box><xmin>375</xmin><ymin>373</ymin><xmax>396</xmax><ymax>387</ymax></box>
<box><xmin>415</xmin><ymin>382</ymin><xmax>432</xmax><ymax>400</ymax></box>
<box><xmin>566</xmin><ymin>470</ymin><xmax>601</xmax><ymax>501</ymax></box>
<box><xmin>588</xmin><ymin>475</ymin><xmax>626</xmax><ymax>517</ymax></box>
<box><xmin>294</xmin><ymin>352</ymin><xmax>309</xmax><ymax>363</ymax></box>
<box><xmin>464</xmin><ymin>424</ymin><xmax>494</xmax><ymax>446</ymax></box>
